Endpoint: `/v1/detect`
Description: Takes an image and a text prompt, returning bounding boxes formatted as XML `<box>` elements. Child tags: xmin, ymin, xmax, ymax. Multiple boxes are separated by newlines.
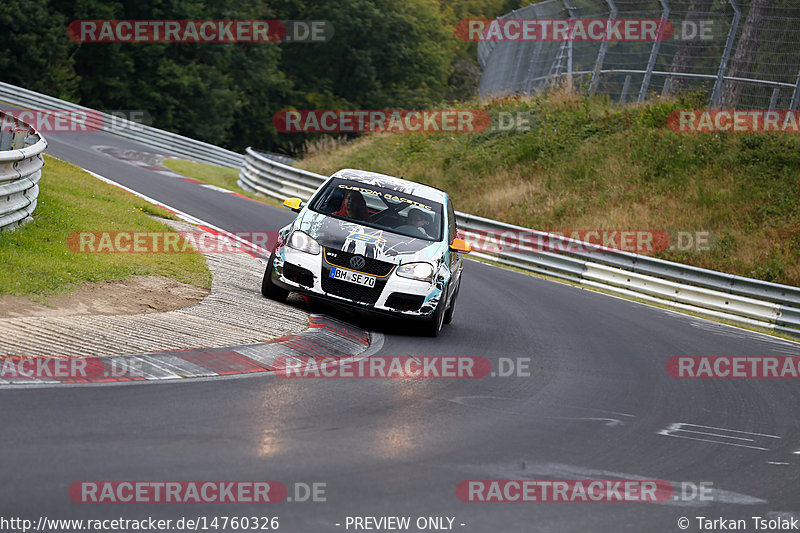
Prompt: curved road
<box><xmin>2</xmin><ymin>128</ymin><xmax>799</xmax><ymax>532</ymax></box>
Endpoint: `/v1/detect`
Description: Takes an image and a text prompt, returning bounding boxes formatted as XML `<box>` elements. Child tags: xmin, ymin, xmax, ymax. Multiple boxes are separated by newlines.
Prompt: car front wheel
<box><xmin>261</xmin><ymin>253</ymin><xmax>289</xmax><ymax>302</ymax></box>
<box><xmin>443</xmin><ymin>280</ymin><xmax>459</xmax><ymax>325</ymax></box>
<box><xmin>420</xmin><ymin>287</ymin><xmax>447</xmax><ymax>337</ymax></box>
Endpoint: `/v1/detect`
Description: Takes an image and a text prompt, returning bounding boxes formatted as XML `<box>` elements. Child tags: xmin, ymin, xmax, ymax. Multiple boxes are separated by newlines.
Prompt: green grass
<box><xmin>0</xmin><ymin>156</ymin><xmax>212</xmax><ymax>297</ymax></box>
<box><xmin>162</xmin><ymin>157</ymin><xmax>280</xmax><ymax>205</ymax></box>
<box><xmin>297</xmin><ymin>92</ymin><xmax>800</xmax><ymax>287</ymax></box>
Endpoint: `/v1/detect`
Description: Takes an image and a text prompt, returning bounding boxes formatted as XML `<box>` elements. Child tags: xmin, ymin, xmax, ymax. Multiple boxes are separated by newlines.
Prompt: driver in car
<box><xmin>333</xmin><ymin>190</ymin><xmax>371</xmax><ymax>222</ymax></box>
<box><xmin>407</xmin><ymin>208</ymin><xmax>432</xmax><ymax>238</ymax></box>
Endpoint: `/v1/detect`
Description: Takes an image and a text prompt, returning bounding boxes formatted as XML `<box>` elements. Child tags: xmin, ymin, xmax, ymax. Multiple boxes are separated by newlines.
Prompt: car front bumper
<box><xmin>272</xmin><ymin>247</ymin><xmax>443</xmax><ymax>319</ymax></box>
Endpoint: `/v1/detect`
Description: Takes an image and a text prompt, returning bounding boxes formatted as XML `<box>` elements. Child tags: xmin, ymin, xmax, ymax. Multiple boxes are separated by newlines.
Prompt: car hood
<box><xmin>293</xmin><ymin>210</ymin><xmax>444</xmax><ymax>265</ymax></box>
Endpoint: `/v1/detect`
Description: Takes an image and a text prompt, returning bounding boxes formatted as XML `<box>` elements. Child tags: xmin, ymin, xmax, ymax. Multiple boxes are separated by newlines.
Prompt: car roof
<box><xmin>330</xmin><ymin>168</ymin><xmax>448</xmax><ymax>204</ymax></box>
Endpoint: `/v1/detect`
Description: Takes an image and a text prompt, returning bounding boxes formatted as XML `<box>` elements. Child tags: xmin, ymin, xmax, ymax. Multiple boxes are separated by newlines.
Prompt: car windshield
<box><xmin>310</xmin><ymin>178</ymin><xmax>444</xmax><ymax>241</ymax></box>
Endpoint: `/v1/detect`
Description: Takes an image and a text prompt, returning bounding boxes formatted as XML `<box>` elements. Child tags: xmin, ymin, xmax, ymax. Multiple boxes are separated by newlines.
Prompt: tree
<box><xmin>274</xmin><ymin>0</ymin><xmax>453</xmax><ymax>109</ymax></box>
<box><xmin>51</xmin><ymin>0</ymin><xmax>291</xmax><ymax>149</ymax></box>
<box><xmin>0</xmin><ymin>0</ymin><xmax>79</xmax><ymax>100</ymax></box>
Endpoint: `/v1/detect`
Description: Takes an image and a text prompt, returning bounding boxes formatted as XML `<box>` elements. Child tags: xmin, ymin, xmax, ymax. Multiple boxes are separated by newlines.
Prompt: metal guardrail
<box><xmin>0</xmin><ymin>82</ymin><xmax>243</xmax><ymax>169</ymax></box>
<box><xmin>0</xmin><ymin>112</ymin><xmax>47</xmax><ymax>231</ymax></box>
<box><xmin>238</xmin><ymin>148</ymin><xmax>800</xmax><ymax>339</ymax></box>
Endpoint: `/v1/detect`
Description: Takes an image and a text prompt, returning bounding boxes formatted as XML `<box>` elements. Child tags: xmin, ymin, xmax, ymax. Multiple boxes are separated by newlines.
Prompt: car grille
<box><xmin>321</xmin><ymin>266</ymin><xmax>386</xmax><ymax>305</ymax></box>
<box><xmin>324</xmin><ymin>248</ymin><xmax>395</xmax><ymax>277</ymax></box>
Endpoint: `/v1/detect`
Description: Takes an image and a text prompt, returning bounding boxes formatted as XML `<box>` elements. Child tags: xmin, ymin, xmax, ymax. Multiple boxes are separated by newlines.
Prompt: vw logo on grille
<box><xmin>349</xmin><ymin>255</ymin><xmax>366</xmax><ymax>270</ymax></box>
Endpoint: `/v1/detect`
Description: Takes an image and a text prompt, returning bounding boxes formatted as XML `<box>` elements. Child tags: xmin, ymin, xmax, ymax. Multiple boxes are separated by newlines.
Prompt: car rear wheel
<box><xmin>261</xmin><ymin>253</ymin><xmax>289</xmax><ymax>302</ymax></box>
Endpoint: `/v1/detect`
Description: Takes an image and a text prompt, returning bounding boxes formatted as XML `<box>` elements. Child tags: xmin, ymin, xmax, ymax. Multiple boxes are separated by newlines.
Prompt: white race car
<box><xmin>261</xmin><ymin>169</ymin><xmax>471</xmax><ymax>336</ymax></box>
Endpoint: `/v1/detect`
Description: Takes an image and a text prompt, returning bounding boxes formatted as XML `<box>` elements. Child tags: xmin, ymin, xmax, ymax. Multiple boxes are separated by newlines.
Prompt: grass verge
<box><xmin>162</xmin><ymin>158</ymin><xmax>280</xmax><ymax>206</ymax></box>
<box><xmin>0</xmin><ymin>155</ymin><xmax>212</xmax><ymax>298</ymax></box>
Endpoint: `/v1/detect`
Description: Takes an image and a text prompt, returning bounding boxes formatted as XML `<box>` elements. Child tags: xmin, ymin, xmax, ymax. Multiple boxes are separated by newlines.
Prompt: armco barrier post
<box><xmin>589</xmin><ymin>0</ymin><xmax>617</xmax><ymax>96</ymax></box>
<box><xmin>709</xmin><ymin>0</ymin><xmax>741</xmax><ymax>108</ymax></box>
<box><xmin>790</xmin><ymin>67</ymin><xmax>800</xmax><ymax>110</ymax></box>
<box><xmin>639</xmin><ymin>0</ymin><xmax>670</xmax><ymax>102</ymax></box>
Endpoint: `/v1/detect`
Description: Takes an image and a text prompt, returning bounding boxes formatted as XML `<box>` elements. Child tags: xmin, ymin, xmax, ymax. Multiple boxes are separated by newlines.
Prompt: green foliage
<box><xmin>1</xmin><ymin>0</ymin><xmax>519</xmax><ymax>154</ymax></box>
<box><xmin>45</xmin><ymin>0</ymin><xmax>291</xmax><ymax>150</ymax></box>
<box><xmin>271</xmin><ymin>0</ymin><xmax>456</xmax><ymax>153</ymax></box>
<box><xmin>0</xmin><ymin>0</ymin><xmax>79</xmax><ymax>99</ymax></box>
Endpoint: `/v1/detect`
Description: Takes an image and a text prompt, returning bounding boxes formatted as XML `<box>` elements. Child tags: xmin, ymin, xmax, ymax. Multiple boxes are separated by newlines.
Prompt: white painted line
<box><xmin>669</xmin><ymin>429</ymin><xmax>756</xmax><ymax>442</ymax></box>
<box><xmin>657</xmin><ymin>432</ymin><xmax>770</xmax><ymax>450</ymax></box>
<box><xmin>664</xmin><ymin>423</ymin><xmax>779</xmax><ymax>438</ymax></box>
<box><xmin>657</xmin><ymin>422</ymin><xmax>780</xmax><ymax>451</ymax></box>
<box><xmin>200</xmin><ymin>184</ymin><xmax>235</xmax><ymax>193</ymax></box>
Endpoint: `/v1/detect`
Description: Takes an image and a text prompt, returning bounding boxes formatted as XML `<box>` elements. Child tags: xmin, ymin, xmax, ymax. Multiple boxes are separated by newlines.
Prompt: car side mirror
<box><xmin>450</xmin><ymin>238</ymin><xmax>471</xmax><ymax>254</ymax></box>
<box><xmin>283</xmin><ymin>198</ymin><xmax>303</xmax><ymax>212</ymax></box>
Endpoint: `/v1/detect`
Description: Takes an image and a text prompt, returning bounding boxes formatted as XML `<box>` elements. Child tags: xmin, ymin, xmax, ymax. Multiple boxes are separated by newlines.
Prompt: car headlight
<box><xmin>288</xmin><ymin>231</ymin><xmax>321</xmax><ymax>255</ymax></box>
<box><xmin>396</xmin><ymin>262</ymin><xmax>434</xmax><ymax>282</ymax></box>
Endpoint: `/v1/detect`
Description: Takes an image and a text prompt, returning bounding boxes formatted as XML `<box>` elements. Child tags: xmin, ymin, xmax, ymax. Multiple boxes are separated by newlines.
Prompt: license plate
<box><xmin>329</xmin><ymin>267</ymin><xmax>376</xmax><ymax>287</ymax></box>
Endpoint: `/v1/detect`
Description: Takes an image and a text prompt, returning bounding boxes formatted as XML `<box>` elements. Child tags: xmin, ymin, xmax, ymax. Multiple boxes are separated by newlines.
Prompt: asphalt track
<box><xmin>2</xmin><ymin>128</ymin><xmax>800</xmax><ymax>532</ymax></box>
